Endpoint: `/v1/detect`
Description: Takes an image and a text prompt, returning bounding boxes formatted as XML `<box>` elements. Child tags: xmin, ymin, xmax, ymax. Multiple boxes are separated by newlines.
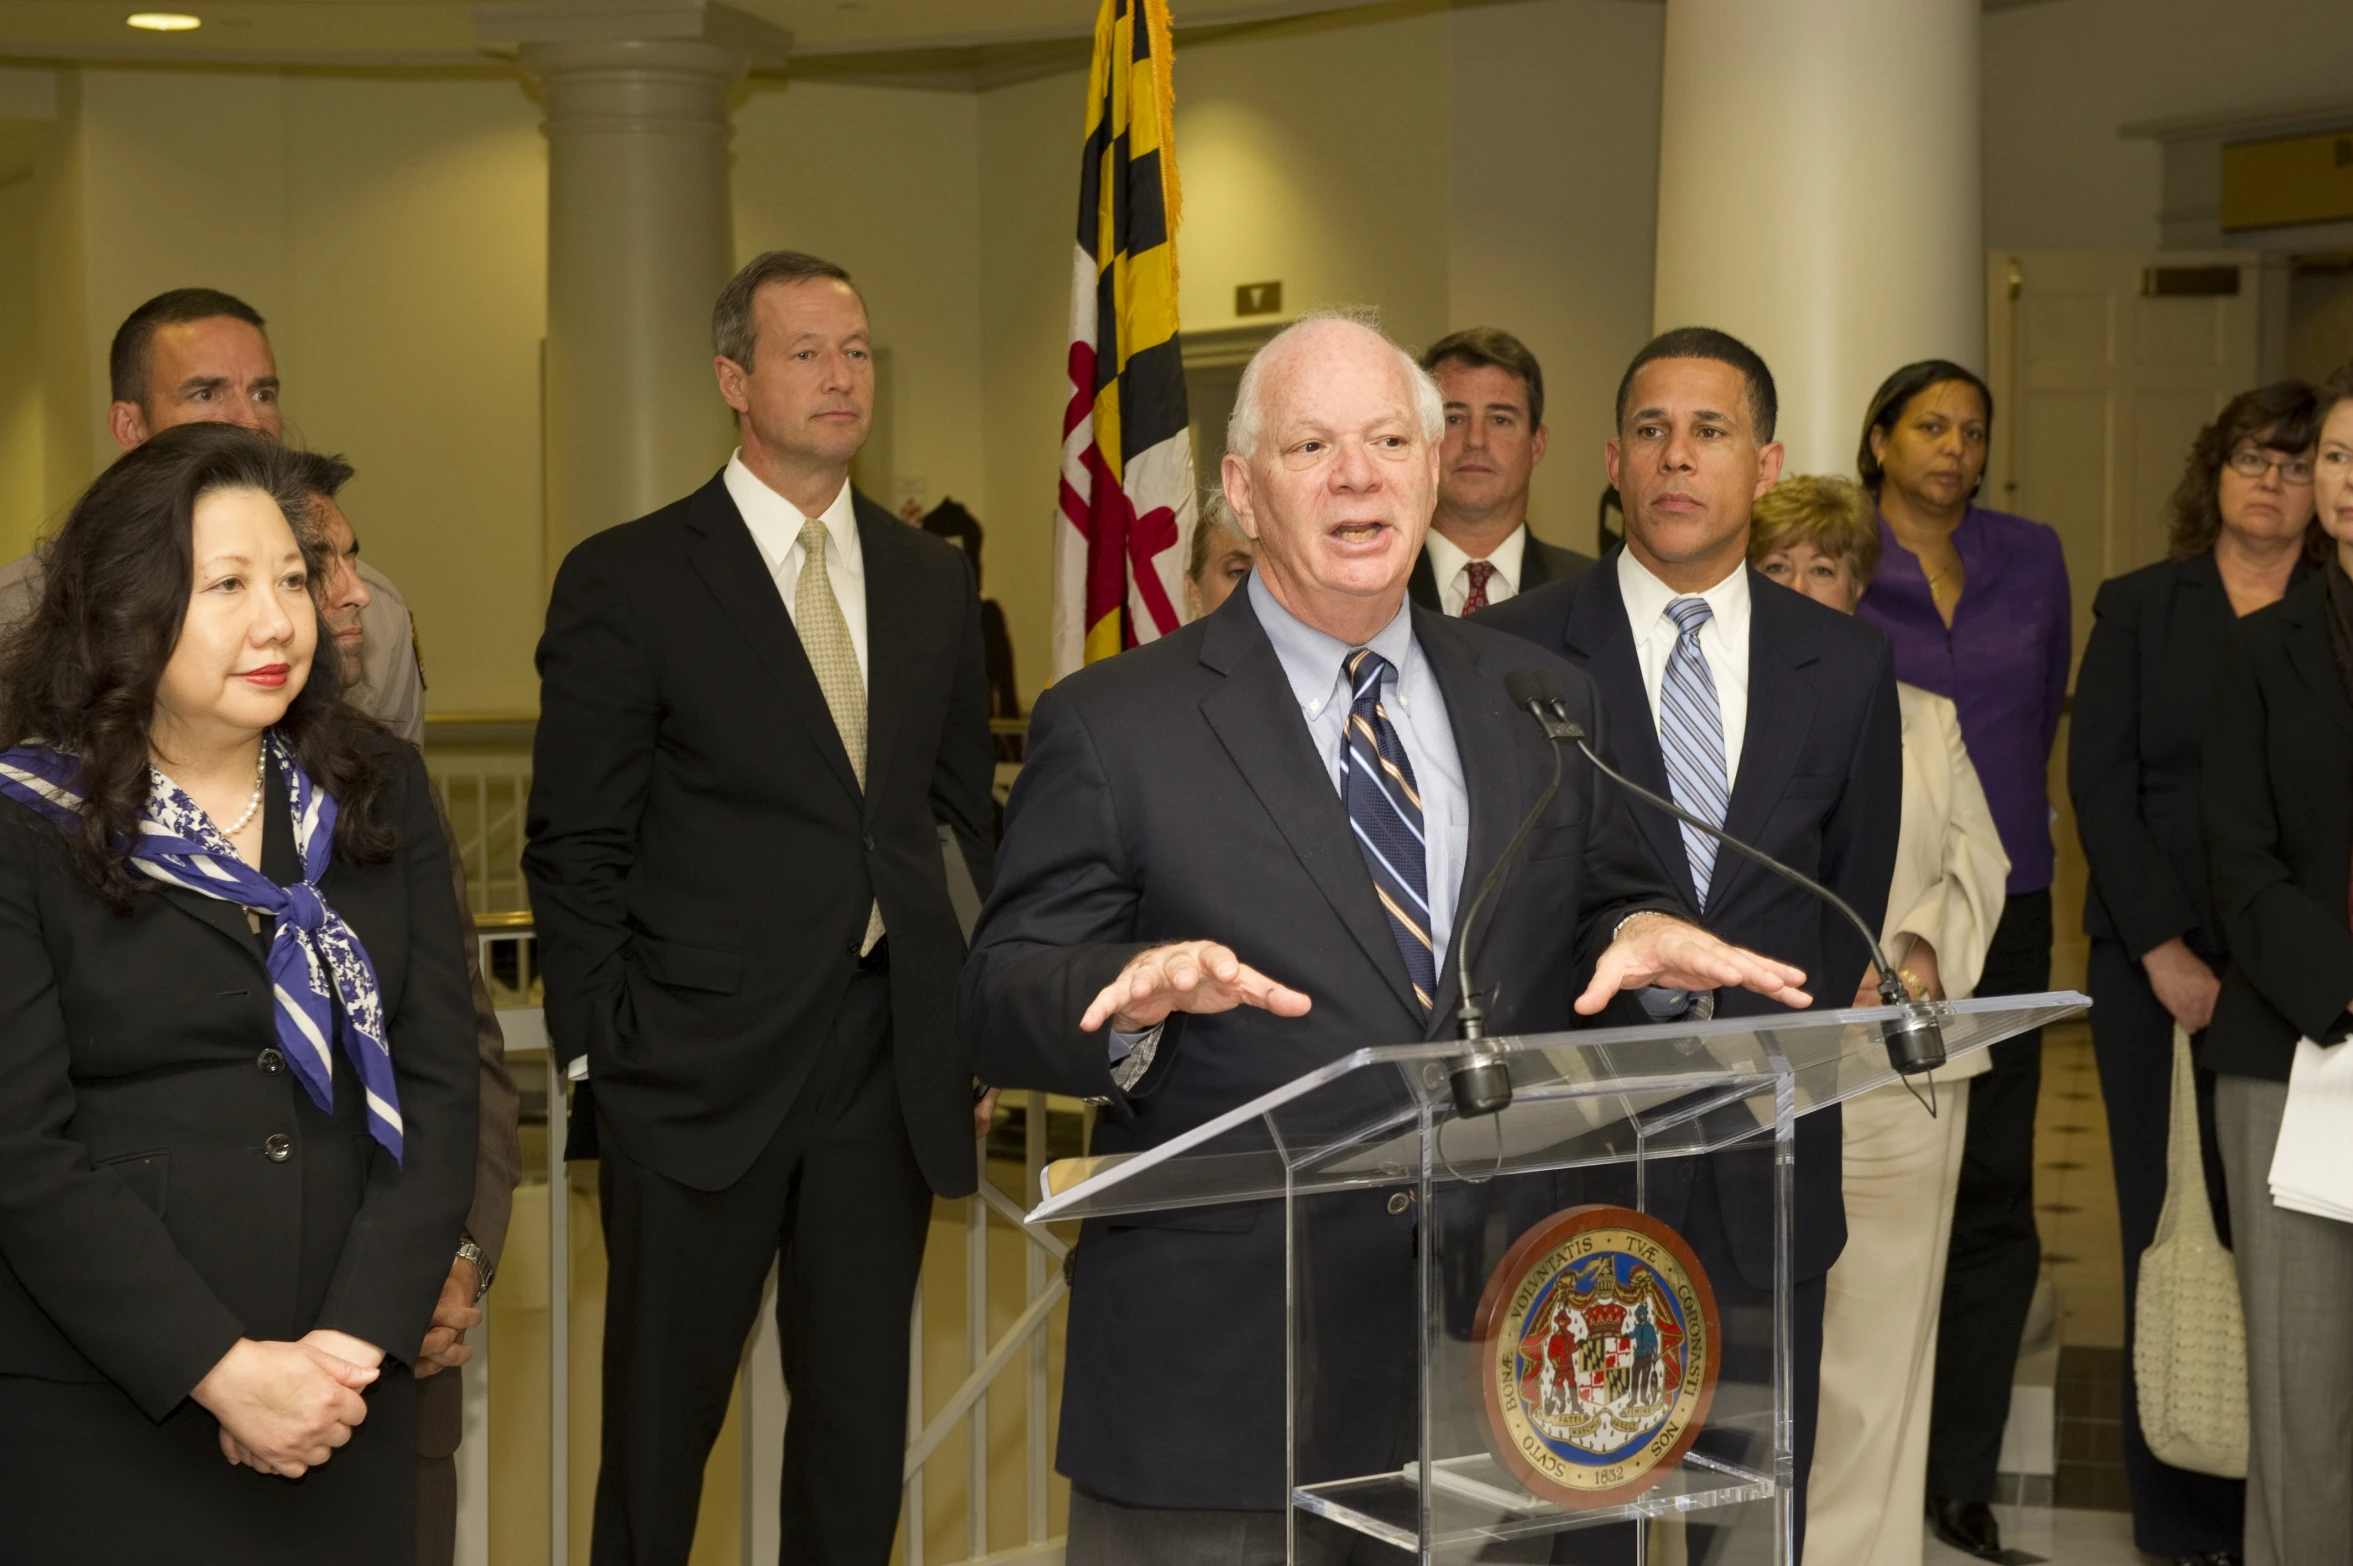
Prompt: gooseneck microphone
<box><xmin>1444</xmin><ymin>690</ymin><xmax>1569</xmax><ymax>1119</ymax></box>
<box><xmin>1487</xmin><ymin>667</ymin><xmax>1946</xmax><ymax>1082</ymax></box>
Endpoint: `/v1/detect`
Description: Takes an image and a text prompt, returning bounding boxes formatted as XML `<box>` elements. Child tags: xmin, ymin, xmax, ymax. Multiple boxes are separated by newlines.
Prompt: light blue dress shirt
<box><xmin>1108</xmin><ymin>573</ymin><xmax>1470</xmax><ymax>1070</ymax></box>
<box><xmin>1245</xmin><ymin>572</ymin><xmax>1468</xmax><ymax>960</ymax></box>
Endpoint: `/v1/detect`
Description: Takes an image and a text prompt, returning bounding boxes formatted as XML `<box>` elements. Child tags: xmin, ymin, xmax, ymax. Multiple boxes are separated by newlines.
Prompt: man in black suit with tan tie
<box><xmin>1479</xmin><ymin>327</ymin><xmax>1902</xmax><ymax>1558</ymax></box>
<box><xmin>1409</xmin><ymin>327</ymin><xmax>1596</xmax><ymax>616</ymax></box>
<box><xmin>960</xmin><ymin>313</ymin><xmax>1819</xmax><ymax>1566</ymax></box>
<box><xmin>524</xmin><ymin>250</ymin><xmax>996</xmax><ymax>1566</ymax></box>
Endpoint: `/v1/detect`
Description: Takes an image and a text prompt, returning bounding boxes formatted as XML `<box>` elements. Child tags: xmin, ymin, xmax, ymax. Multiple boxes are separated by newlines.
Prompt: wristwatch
<box><xmin>455</xmin><ymin>1237</ymin><xmax>494</xmax><ymax>1304</ymax></box>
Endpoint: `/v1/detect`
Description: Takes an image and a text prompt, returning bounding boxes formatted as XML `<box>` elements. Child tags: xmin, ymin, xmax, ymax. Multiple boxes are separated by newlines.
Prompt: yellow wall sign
<box><xmin>2221</xmin><ymin>128</ymin><xmax>2353</xmax><ymax>232</ymax></box>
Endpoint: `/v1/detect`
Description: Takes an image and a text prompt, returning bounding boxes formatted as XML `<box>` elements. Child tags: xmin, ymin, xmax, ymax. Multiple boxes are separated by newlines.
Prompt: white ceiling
<box><xmin>0</xmin><ymin>0</ymin><xmax>1441</xmax><ymax>73</ymax></box>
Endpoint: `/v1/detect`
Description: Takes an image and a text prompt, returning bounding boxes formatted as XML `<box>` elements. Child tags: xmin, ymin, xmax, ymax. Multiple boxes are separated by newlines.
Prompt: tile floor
<box><xmin>1913</xmin><ymin>1022</ymin><xmax>2155</xmax><ymax>1562</ymax></box>
<box><xmin>1922</xmin><ymin>1501</ymin><xmax>2147</xmax><ymax>1566</ymax></box>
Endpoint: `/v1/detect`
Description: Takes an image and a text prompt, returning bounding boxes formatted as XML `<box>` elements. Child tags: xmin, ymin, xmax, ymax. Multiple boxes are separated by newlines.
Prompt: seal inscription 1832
<box><xmin>1468</xmin><ymin>1204</ymin><xmax>1719</xmax><ymax>1509</ymax></box>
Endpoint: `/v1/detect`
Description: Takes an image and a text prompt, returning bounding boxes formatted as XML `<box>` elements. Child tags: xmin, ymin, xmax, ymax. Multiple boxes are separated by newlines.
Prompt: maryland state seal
<box><xmin>1469</xmin><ymin>1205</ymin><xmax>1718</xmax><ymax>1508</ymax></box>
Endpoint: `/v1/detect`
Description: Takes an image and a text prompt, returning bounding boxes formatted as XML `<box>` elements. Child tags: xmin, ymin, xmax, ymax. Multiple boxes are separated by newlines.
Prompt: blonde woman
<box><xmin>1183</xmin><ymin>490</ymin><xmax>1255</xmax><ymax>620</ymax></box>
<box><xmin>1753</xmin><ymin>475</ymin><xmax>2010</xmax><ymax>1566</ymax></box>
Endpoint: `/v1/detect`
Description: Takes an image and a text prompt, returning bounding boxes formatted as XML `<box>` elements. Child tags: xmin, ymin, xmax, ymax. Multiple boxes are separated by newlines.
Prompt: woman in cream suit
<box><xmin>1752</xmin><ymin>476</ymin><xmax>2011</xmax><ymax>1566</ymax></box>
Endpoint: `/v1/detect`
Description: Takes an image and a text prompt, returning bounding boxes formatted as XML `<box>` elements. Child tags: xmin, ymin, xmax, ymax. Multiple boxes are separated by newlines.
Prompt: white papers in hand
<box><xmin>2269</xmin><ymin>1037</ymin><xmax>2353</xmax><ymax>1223</ymax></box>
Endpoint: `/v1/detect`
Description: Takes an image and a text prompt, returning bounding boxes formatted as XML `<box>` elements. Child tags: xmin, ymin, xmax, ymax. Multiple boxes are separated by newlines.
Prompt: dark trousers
<box><xmin>415</xmin><ymin>1363</ymin><xmax>462</xmax><ymax>1566</ymax></box>
<box><xmin>590</xmin><ymin>966</ymin><xmax>936</xmax><ymax>1566</ymax></box>
<box><xmin>1927</xmin><ymin>889</ymin><xmax>2050</xmax><ymax>1501</ymax></box>
<box><xmin>2086</xmin><ymin>937</ymin><xmax>2244</xmax><ymax>1556</ymax></box>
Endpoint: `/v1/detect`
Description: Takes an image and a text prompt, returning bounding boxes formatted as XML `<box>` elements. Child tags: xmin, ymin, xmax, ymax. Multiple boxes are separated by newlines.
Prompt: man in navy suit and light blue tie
<box><xmin>1480</xmin><ymin>327</ymin><xmax>1903</xmax><ymax>1558</ymax></box>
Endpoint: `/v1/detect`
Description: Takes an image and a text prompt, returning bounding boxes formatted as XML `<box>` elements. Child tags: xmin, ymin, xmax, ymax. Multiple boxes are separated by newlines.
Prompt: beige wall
<box><xmin>1448</xmin><ymin>0</ymin><xmax>1663</xmax><ymax>557</ymax></box>
<box><xmin>3</xmin><ymin>65</ymin><xmax>548</xmax><ymax>713</ymax></box>
<box><xmin>734</xmin><ymin>78</ymin><xmax>988</xmax><ymax>522</ymax></box>
<box><xmin>977</xmin><ymin>0</ymin><xmax>1661</xmax><ymax>705</ymax></box>
<box><xmin>1983</xmin><ymin>0</ymin><xmax>2353</xmax><ymax>251</ymax></box>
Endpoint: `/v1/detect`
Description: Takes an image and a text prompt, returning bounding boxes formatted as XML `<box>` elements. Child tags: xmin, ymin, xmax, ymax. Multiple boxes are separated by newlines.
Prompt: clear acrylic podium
<box><xmin>1029</xmin><ymin>992</ymin><xmax>2088</xmax><ymax>1564</ymax></box>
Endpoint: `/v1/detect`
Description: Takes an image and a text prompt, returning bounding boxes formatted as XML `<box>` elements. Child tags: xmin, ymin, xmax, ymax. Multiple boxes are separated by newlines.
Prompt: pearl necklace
<box><xmin>220</xmin><ymin>744</ymin><xmax>269</xmax><ymax>836</ymax></box>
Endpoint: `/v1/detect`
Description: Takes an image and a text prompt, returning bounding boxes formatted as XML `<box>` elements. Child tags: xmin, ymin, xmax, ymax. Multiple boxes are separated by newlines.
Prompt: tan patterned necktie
<box><xmin>796</xmin><ymin>517</ymin><xmax>884</xmax><ymax>952</ymax></box>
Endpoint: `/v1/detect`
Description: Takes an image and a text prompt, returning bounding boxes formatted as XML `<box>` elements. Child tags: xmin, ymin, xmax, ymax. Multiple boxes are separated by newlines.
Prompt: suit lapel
<box><xmin>1717</xmin><ymin>575</ymin><xmax>1816</xmax><ymax>910</ymax></box>
<box><xmin>153</xmin><ymin>770</ymin><xmax>296</xmax><ymax>959</ymax></box>
<box><xmin>1407</xmin><ymin>548</ymin><xmax>1442</xmax><ymax>614</ymax></box>
<box><xmin>1519</xmin><ymin>530</ymin><xmax>1552</xmax><ymax>590</ymax></box>
<box><xmin>157</xmin><ymin>885</ymin><xmax>263</xmax><ymax>953</ymax></box>
<box><xmin>681</xmin><ymin>476</ymin><xmax>862</xmax><ymax>802</ymax></box>
<box><xmin>856</xmin><ymin>494</ymin><xmax>912</xmax><ymax>821</ymax></box>
<box><xmin>1419</xmin><ymin>611</ymin><xmax>1519</xmax><ymax>1037</ymax></box>
<box><xmin>2283</xmin><ymin>586</ymin><xmax>2353</xmax><ymax>737</ymax></box>
<box><xmin>1198</xmin><ymin>596</ymin><xmax>1425</xmax><ymax>1023</ymax></box>
<box><xmin>1562</xmin><ymin>562</ymin><xmax>1697</xmax><ymax>908</ymax></box>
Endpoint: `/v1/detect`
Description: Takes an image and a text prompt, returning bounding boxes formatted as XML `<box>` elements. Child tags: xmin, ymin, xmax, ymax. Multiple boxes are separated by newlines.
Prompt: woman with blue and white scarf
<box><xmin>0</xmin><ymin>424</ymin><xmax>478</xmax><ymax>1562</ymax></box>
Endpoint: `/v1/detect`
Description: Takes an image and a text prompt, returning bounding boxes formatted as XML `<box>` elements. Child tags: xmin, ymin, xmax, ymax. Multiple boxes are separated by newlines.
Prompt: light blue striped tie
<box><xmin>1659</xmin><ymin>597</ymin><xmax>1729</xmax><ymax>909</ymax></box>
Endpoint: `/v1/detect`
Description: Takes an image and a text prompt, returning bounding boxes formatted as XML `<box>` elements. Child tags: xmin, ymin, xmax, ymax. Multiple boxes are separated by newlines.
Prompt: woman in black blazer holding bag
<box><xmin>2202</xmin><ymin>363</ymin><xmax>2353</xmax><ymax>1566</ymax></box>
<box><xmin>2070</xmin><ymin>381</ymin><xmax>2322</xmax><ymax>1564</ymax></box>
<box><xmin>0</xmin><ymin>424</ymin><xmax>477</xmax><ymax>1561</ymax></box>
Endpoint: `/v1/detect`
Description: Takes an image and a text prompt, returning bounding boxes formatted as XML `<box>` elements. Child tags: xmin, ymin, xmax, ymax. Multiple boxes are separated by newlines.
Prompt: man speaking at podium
<box><xmin>961</xmin><ymin>315</ymin><xmax>1813</xmax><ymax>1566</ymax></box>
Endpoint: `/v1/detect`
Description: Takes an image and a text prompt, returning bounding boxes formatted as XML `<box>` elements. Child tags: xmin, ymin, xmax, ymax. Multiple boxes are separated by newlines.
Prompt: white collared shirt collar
<box><xmin>1422</xmin><ymin>524</ymin><xmax>1531</xmax><ymax>616</ymax></box>
<box><xmin>724</xmin><ymin>449</ymin><xmax>868</xmax><ymax>683</ymax></box>
<box><xmin>1616</xmin><ymin>546</ymin><xmax>1752</xmax><ymax>786</ymax></box>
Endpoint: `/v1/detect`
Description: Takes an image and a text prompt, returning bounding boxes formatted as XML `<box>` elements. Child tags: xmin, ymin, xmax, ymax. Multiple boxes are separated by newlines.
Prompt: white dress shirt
<box><xmin>1616</xmin><ymin>547</ymin><xmax>1751</xmax><ymax>788</ymax></box>
<box><xmin>725</xmin><ymin>450</ymin><xmax>868</xmax><ymax>686</ymax></box>
<box><xmin>1423</xmin><ymin>524</ymin><xmax>1530</xmax><ymax>617</ymax></box>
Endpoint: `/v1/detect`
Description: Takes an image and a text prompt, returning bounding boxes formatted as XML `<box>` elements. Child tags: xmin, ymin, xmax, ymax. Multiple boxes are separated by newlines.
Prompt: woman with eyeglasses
<box><xmin>2199</xmin><ymin>363</ymin><xmax>2353</xmax><ymax>1566</ymax></box>
<box><xmin>2069</xmin><ymin>381</ymin><xmax>2325</xmax><ymax>1566</ymax></box>
<box><xmin>1851</xmin><ymin>361</ymin><xmax>2071</xmax><ymax>1562</ymax></box>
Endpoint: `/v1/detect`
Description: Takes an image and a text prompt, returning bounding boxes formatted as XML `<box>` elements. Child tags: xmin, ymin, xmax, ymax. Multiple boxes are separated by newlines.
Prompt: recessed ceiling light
<box><xmin>126</xmin><ymin>12</ymin><xmax>202</xmax><ymax>30</ymax></box>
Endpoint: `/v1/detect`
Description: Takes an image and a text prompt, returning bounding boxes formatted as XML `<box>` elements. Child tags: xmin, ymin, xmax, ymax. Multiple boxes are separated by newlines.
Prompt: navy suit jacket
<box><xmin>959</xmin><ymin>585</ymin><xmax>1681</xmax><ymax>1508</ymax></box>
<box><xmin>1476</xmin><ymin>553</ymin><xmax>1902</xmax><ymax>1285</ymax></box>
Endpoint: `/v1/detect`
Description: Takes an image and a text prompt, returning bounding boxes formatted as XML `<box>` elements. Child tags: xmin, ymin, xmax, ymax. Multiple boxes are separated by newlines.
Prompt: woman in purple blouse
<box><xmin>1853</xmin><ymin>359</ymin><xmax>2070</xmax><ymax>1565</ymax></box>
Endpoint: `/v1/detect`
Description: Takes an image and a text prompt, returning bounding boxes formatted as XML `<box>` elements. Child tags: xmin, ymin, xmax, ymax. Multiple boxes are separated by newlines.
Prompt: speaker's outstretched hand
<box><xmin>1578</xmin><ymin>911</ymin><xmax>1809</xmax><ymax>1015</ymax></box>
<box><xmin>1081</xmin><ymin>940</ymin><xmax>1314</xmax><ymax>1034</ymax></box>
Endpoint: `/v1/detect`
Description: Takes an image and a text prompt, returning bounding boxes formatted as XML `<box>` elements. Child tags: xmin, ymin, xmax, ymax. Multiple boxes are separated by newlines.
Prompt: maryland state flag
<box><xmin>1053</xmin><ymin>0</ymin><xmax>1196</xmax><ymax>678</ymax></box>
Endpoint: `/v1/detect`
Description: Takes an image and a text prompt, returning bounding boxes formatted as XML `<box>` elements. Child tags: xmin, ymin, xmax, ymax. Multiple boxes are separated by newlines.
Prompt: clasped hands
<box><xmin>1077</xmin><ymin>914</ymin><xmax>1808</xmax><ymax>1035</ymax></box>
<box><xmin>193</xmin><ymin>1328</ymin><xmax>384</xmax><ymax>1478</ymax></box>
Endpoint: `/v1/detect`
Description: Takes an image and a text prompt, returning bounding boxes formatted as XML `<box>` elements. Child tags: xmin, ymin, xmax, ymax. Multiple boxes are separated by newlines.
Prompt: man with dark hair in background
<box><xmin>1481</xmin><ymin>325</ymin><xmax>1902</xmax><ymax>1558</ymax></box>
<box><xmin>1410</xmin><ymin>326</ymin><xmax>1595</xmax><ymax>616</ymax></box>
<box><xmin>0</xmin><ymin>288</ymin><xmax>426</xmax><ymax>742</ymax></box>
<box><xmin>525</xmin><ymin>249</ymin><xmax>996</xmax><ymax>1566</ymax></box>
<box><xmin>0</xmin><ymin>289</ymin><xmax>519</xmax><ymax>1566</ymax></box>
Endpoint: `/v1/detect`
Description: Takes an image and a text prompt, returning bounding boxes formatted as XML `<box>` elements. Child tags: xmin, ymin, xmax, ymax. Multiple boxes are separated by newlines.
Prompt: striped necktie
<box><xmin>1340</xmin><ymin>648</ymin><xmax>1436</xmax><ymax>1016</ymax></box>
<box><xmin>1659</xmin><ymin>596</ymin><xmax>1729</xmax><ymax>909</ymax></box>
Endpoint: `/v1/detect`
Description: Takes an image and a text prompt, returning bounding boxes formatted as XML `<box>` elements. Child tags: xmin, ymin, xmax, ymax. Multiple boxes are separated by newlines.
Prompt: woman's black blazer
<box><xmin>0</xmin><ymin>736</ymin><xmax>478</xmax><ymax>1420</ymax></box>
<box><xmin>2201</xmin><ymin>570</ymin><xmax>2353</xmax><ymax>1080</ymax></box>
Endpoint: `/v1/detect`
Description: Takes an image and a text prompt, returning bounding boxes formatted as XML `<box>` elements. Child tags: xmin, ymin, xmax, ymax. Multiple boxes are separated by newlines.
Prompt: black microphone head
<box><xmin>1504</xmin><ymin>667</ymin><xmax>1549</xmax><ymax>711</ymax></box>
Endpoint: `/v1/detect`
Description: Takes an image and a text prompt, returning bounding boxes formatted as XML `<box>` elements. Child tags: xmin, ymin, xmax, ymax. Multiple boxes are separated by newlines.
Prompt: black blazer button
<box><xmin>257</xmin><ymin>1048</ymin><xmax>284</xmax><ymax>1074</ymax></box>
<box><xmin>863</xmin><ymin>835</ymin><xmax>877</xmax><ymax>851</ymax></box>
<box><xmin>263</xmin><ymin>1134</ymin><xmax>294</xmax><ymax>1162</ymax></box>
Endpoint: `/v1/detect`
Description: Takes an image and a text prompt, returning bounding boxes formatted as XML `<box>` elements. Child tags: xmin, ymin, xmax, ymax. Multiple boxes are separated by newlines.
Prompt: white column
<box><xmin>1652</xmin><ymin>0</ymin><xmax>1982</xmax><ymax>476</ymax></box>
<box><xmin>531</xmin><ymin>38</ymin><xmax>740</xmax><ymax>556</ymax></box>
<box><xmin>478</xmin><ymin>3</ymin><xmax>792</xmax><ymax>557</ymax></box>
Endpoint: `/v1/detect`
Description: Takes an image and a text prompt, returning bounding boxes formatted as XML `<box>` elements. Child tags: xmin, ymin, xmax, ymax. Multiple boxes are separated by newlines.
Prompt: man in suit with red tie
<box><xmin>524</xmin><ymin>251</ymin><xmax>997</xmax><ymax>1566</ymax></box>
<box><xmin>1479</xmin><ymin>327</ymin><xmax>1903</xmax><ymax>1558</ymax></box>
<box><xmin>1409</xmin><ymin>327</ymin><xmax>1596</xmax><ymax>617</ymax></box>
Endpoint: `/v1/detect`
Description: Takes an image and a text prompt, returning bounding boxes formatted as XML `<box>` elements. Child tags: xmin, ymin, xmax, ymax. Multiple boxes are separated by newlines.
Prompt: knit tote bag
<box><xmin>2132</xmin><ymin>1026</ymin><xmax>2249</xmax><ymax>1477</ymax></box>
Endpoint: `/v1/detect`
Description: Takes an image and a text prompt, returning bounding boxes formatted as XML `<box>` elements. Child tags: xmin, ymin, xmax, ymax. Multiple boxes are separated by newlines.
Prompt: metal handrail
<box><xmin>474</xmin><ymin>923</ymin><xmax>1069</xmax><ymax>1566</ymax></box>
